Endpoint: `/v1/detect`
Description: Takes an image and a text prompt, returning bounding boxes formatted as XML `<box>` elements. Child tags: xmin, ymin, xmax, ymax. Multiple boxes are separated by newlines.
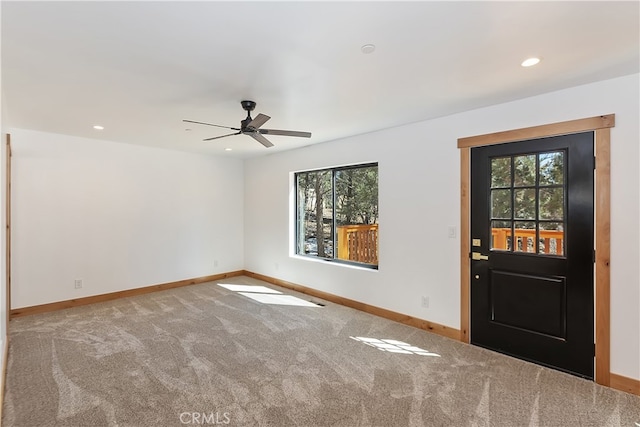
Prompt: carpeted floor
<box><xmin>2</xmin><ymin>275</ymin><xmax>639</xmax><ymax>426</ymax></box>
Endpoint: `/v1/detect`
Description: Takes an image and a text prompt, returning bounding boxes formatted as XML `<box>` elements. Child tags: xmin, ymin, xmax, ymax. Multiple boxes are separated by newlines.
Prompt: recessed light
<box><xmin>521</xmin><ymin>57</ymin><xmax>541</xmax><ymax>67</ymax></box>
<box><xmin>93</xmin><ymin>125</ymin><xmax>104</xmax><ymax>130</ymax></box>
<box><xmin>361</xmin><ymin>44</ymin><xmax>376</xmax><ymax>54</ymax></box>
<box><xmin>225</xmin><ymin>148</ymin><xmax>232</xmax><ymax>151</ymax></box>
<box><xmin>185</xmin><ymin>128</ymin><xmax>192</xmax><ymax>132</ymax></box>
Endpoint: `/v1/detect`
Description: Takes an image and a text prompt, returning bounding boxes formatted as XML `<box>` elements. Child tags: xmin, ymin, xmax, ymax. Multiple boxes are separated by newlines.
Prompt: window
<box><xmin>295</xmin><ymin>163</ymin><xmax>378</xmax><ymax>268</ymax></box>
<box><xmin>489</xmin><ymin>151</ymin><xmax>565</xmax><ymax>256</ymax></box>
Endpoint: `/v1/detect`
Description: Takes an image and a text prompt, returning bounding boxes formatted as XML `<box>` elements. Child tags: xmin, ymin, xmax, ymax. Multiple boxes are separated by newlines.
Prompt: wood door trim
<box><xmin>594</xmin><ymin>128</ymin><xmax>611</xmax><ymax>386</ymax></box>
<box><xmin>460</xmin><ymin>147</ymin><xmax>471</xmax><ymax>343</ymax></box>
<box><xmin>457</xmin><ymin>114</ymin><xmax>615</xmax><ymax>148</ymax></box>
<box><xmin>458</xmin><ymin>115</ymin><xmax>613</xmax><ymax>387</ymax></box>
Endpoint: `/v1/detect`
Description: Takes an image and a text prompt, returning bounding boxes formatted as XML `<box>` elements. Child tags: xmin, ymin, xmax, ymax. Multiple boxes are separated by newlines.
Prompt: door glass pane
<box><xmin>539</xmin><ymin>222</ymin><xmax>564</xmax><ymax>256</ymax></box>
<box><xmin>514</xmin><ymin>188</ymin><xmax>536</xmax><ymax>220</ymax></box>
<box><xmin>491</xmin><ymin>220</ymin><xmax>511</xmax><ymax>251</ymax></box>
<box><xmin>491</xmin><ymin>157</ymin><xmax>511</xmax><ymax>187</ymax></box>
<box><xmin>514</xmin><ymin>221</ymin><xmax>536</xmax><ymax>253</ymax></box>
<box><xmin>491</xmin><ymin>189</ymin><xmax>511</xmax><ymax>219</ymax></box>
<box><xmin>539</xmin><ymin>151</ymin><xmax>564</xmax><ymax>185</ymax></box>
<box><xmin>539</xmin><ymin>188</ymin><xmax>564</xmax><ymax>220</ymax></box>
<box><xmin>514</xmin><ymin>155</ymin><xmax>536</xmax><ymax>187</ymax></box>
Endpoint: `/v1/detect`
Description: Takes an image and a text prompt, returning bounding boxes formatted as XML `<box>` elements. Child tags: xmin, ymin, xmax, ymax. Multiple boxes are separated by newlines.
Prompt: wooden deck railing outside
<box><xmin>334</xmin><ymin>225</ymin><xmax>561</xmax><ymax>262</ymax></box>
<box><xmin>492</xmin><ymin>227</ymin><xmax>564</xmax><ymax>254</ymax></box>
<box><xmin>337</xmin><ymin>224</ymin><xmax>378</xmax><ymax>264</ymax></box>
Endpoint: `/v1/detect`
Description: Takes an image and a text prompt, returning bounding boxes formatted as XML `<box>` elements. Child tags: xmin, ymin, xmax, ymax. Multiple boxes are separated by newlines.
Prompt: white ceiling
<box><xmin>2</xmin><ymin>1</ymin><xmax>639</xmax><ymax>158</ymax></box>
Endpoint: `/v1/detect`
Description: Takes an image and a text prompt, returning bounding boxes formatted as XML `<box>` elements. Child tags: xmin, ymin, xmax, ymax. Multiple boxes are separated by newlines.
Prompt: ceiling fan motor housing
<box><xmin>240</xmin><ymin>100</ymin><xmax>257</xmax><ymax>130</ymax></box>
<box><xmin>241</xmin><ymin>118</ymin><xmax>253</xmax><ymax>131</ymax></box>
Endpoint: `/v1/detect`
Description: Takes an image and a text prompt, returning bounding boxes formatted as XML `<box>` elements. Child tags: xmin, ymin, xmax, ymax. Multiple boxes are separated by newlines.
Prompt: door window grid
<box><xmin>490</xmin><ymin>151</ymin><xmax>565</xmax><ymax>256</ymax></box>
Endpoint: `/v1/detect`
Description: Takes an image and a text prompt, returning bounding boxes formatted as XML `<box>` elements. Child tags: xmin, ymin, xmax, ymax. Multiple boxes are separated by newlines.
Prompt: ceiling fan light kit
<box><xmin>183</xmin><ymin>101</ymin><xmax>312</xmax><ymax>148</ymax></box>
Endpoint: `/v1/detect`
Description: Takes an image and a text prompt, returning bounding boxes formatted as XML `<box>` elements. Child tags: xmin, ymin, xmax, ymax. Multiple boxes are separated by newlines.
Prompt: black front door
<box><xmin>470</xmin><ymin>132</ymin><xmax>594</xmax><ymax>379</ymax></box>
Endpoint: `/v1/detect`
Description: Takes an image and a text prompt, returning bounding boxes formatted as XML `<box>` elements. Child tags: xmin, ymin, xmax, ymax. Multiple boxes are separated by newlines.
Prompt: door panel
<box><xmin>471</xmin><ymin>132</ymin><xmax>594</xmax><ymax>379</ymax></box>
<box><xmin>490</xmin><ymin>270</ymin><xmax>566</xmax><ymax>338</ymax></box>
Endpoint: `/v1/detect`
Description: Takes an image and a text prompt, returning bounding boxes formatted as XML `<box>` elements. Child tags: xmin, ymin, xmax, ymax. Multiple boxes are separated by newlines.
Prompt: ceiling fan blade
<box><xmin>184</xmin><ymin>119</ymin><xmax>240</xmax><ymax>131</ymax></box>
<box><xmin>259</xmin><ymin>129</ymin><xmax>312</xmax><ymax>138</ymax></box>
<box><xmin>247</xmin><ymin>113</ymin><xmax>270</xmax><ymax>129</ymax></box>
<box><xmin>248</xmin><ymin>132</ymin><xmax>274</xmax><ymax>148</ymax></box>
<box><xmin>203</xmin><ymin>131</ymin><xmax>241</xmax><ymax>141</ymax></box>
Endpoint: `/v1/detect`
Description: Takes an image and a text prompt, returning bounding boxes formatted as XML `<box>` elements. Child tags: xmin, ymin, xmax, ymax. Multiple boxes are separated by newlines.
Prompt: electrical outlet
<box><xmin>214</xmin><ymin>259</ymin><xmax>219</xmax><ymax>267</ymax></box>
<box><xmin>421</xmin><ymin>296</ymin><xmax>429</xmax><ymax>308</ymax></box>
<box><xmin>274</xmin><ymin>262</ymin><xmax>279</xmax><ymax>271</ymax></box>
<box><xmin>74</xmin><ymin>279</ymin><xmax>83</xmax><ymax>289</ymax></box>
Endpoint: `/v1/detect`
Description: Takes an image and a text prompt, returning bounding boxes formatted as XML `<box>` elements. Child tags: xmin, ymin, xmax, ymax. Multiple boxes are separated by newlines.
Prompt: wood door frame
<box><xmin>457</xmin><ymin>115</ymin><xmax>614</xmax><ymax>386</ymax></box>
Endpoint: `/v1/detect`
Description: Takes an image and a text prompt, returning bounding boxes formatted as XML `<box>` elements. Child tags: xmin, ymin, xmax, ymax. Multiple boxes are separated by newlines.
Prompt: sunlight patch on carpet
<box><xmin>218</xmin><ymin>283</ymin><xmax>321</xmax><ymax>306</ymax></box>
<box><xmin>218</xmin><ymin>284</ymin><xmax>282</xmax><ymax>294</ymax></box>
<box><xmin>350</xmin><ymin>336</ymin><xmax>441</xmax><ymax>356</ymax></box>
<box><xmin>238</xmin><ymin>292</ymin><xmax>321</xmax><ymax>307</ymax></box>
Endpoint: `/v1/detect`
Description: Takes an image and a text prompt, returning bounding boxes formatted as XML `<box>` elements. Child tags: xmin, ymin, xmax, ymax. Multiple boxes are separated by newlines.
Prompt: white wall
<box><xmin>244</xmin><ymin>74</ymin><xmax>640</xmax><ymax>381</ymax></box>
<box><xmin>0</xmin><ymin>1</ymin><xmax>8</xmax><ymax>392</ymax></box>
<box><xmin>11</xmin><ymin>129</ymin><xmax>244</xmax><ymax>308</ymax></box>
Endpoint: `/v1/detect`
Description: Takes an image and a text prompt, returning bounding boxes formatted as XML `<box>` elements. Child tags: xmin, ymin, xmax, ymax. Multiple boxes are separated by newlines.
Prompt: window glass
<box><xmin>491</xmin><ymin>189</ymin><xmax>511</xmax><ymax>219</ymax></box>
<box><xmin>491</xmin><ymin>157</ymin><xmax>511</xmax><ymax>187</ymax></box>
<box><xmin>514</xmin><ymin>188</ymin><xmax>536</xmax><ymax>220</ymax></box>
<box><xmin>539</xmin><ymin>188</ymin><xmax>564</xmax><ymax>220</ymax></box>
<box><xmin>296</xmin><ymin>164</ymin><xmax>378</xmax><ymax>268</ymax></box>
<box><xmin>514</xmin><ymin>221</ymin><xmax>536</xmax><ymax>253</ymax></box>
<box><xmin>296</xmin><ymin>170</ymin><xmax>332</xmax><ymax>258</ymax></box>
<box><xmin>539</xmin><ymin>152</ymin><xmax>564</xmax><ymax>185</ymax></box>
<box><xmin>491</xmin><ymin>220</ymin><xmax>512</xmax><ymax>251</ymax></box>
<box><xmin>539</xmin><ymin>222</ymin><xmax>564</xmax><ymax>255</ymax></box>
<box><xmin>514</xmin><ymin>155</ymin><xmax>536</xmax><ymax>187</ymax></box>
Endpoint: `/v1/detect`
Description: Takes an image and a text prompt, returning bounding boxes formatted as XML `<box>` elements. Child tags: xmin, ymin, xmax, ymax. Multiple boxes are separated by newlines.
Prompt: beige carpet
<box><xmin>2</xmin><ymin>275</ymin><xmax>639</xmax><ymax>426</ymax></box>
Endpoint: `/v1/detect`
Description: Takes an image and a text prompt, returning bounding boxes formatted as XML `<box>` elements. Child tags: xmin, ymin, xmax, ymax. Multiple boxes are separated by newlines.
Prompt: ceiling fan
<box><xmin>183</xmin><ymin>100</ymin><xmax>312</xmax><ymax>148</ymax></box>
